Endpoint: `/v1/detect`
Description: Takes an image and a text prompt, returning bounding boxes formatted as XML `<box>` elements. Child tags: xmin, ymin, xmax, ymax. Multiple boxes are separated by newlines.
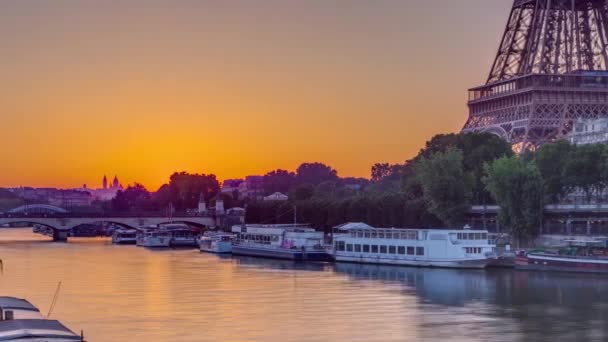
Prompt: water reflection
<box><xmin>0</xmin><ymin>229</ymin><xmax>608</xmax><ymax>341</ymax></box>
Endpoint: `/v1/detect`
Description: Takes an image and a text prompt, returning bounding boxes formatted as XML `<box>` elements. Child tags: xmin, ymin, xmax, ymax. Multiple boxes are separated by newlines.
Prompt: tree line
<box><xmin>109</xmin><ymin>132</ymin><xmax>603</xmax><ymax>244</ymax></box>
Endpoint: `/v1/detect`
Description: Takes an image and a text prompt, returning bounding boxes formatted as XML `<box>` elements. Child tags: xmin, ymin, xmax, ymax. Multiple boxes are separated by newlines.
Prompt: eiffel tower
<box><xmin>463</xmin><ymin>0</ymin><xmax>608</xmax><ymax>150</ymax></box>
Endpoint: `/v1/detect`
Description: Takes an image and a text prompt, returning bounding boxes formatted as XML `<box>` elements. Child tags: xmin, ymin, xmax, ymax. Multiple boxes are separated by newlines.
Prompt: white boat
<box><xmin>137</xmin><ymin>227</ymin><xmax>171</xmax><ymax>248</ymax></box>
<box><xmin>161</xmin><ymin>223</ymin><xmax>199</xmax><ymax>247</ymax></box>
<box><xmin>333</xmin><ymin>225</ymin><xmax>495</xmax><ymax>269</ymax></box>
<box><xmin>198</xmin><ymin>231</ymin><xmax>233</xmax><ymax>254</ymax></box>
<box><xmin>231</xmin><ymin>224</ymin><xmax>333</xmax><ymax>261</ymax></box>
<box><xmin>0</xmin><ymin>296</ymin><xmax>82</xmax><ymax>341</ymax></box>
<box><xmin>111</xmin><ymin>228</ymin><xmax>137</xmax><ymax>244</ymax></box>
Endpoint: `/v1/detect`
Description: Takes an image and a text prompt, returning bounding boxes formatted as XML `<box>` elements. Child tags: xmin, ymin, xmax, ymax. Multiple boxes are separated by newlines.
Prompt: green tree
<box><xmin>562</xmin><ymin>144</ymin><xmax>606</xmax><ymax>202</ymax></box>
<box><xmin>534</xmin><ymin>139</ymin><xmax>573</xmax><ymax>202</ymax></box>
<box><xmin>112</xmin><ymin>184</ymin><xmax>153</xmax><ymax>212</ymax></box>
<box><xmin>414</xmin><ymin>147</ymin><xmax>472</xmax><ymax>228</ymax></box>
<box><xmin>483</xmin><ymin>156</ymin><xmax>543</xmax><ymax>245</ymax></box>
<box><xmin>296</xmin><ymin>162</ymin><xmax>338</xmax><ymax>185</ymax></box>
<box><xmin>262</xmin><ymin>169</ymin><xmax>296</xmax><ymax>195</ymax></box>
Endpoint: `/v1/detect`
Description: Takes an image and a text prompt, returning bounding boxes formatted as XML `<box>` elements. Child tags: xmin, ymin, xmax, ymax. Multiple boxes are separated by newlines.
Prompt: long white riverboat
<box><xmin>333</xmin><ymin>226</ymin><xmax>495</xmax><ymax>269</ymax></box>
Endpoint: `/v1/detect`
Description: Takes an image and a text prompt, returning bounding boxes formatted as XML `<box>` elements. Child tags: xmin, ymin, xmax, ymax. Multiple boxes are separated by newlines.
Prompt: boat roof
<box><xmin>334</xmin><ymin>222</ymin><xmax>375</xmax><ymax>230</ymax></box>
<box><xmin>0</xmin><ymin>297</ymin><xmax>39</xmax><ymax>312</ymax></box>
<box><xmin>115</xmin><ymin>228</ymin><xmax>137</xmax><ymax>233</ymax></box>
<box><xmin>0</xmin><ymin>319</ymin><xmax>80</xmax><ymax>340</ymax></box>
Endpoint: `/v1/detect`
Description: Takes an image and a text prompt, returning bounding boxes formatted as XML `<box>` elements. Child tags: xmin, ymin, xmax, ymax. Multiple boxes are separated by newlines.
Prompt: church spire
<box><xmin>102</xmin><ymin>175</ymin><xmax>108</xmax><ymax>189</ymax></box>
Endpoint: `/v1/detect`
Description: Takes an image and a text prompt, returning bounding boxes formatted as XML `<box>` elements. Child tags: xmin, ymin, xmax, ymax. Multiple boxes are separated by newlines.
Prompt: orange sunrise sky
<box><xmin>1</xmin><ymin>1</ymin><xmax>511</xmax><ymax>190</ymax></box>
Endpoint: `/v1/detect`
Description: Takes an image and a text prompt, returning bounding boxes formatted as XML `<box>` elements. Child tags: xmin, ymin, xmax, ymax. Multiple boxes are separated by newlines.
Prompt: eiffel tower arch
<box><xmin>462</xmin><ymin>0</ymin><xmax>608</xmax><ymax>150</ymax></box>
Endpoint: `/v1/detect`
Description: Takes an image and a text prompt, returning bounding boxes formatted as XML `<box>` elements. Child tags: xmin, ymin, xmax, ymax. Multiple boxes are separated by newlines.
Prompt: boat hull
<box><xmin>515</xmin><ymin>254</ymin><xmax>608</xmax><ymax>274</ymax></box>
<box><xmin>232</xmin><ymin>245</ymin><xmax>333</xmax><ymax>261</ymax></box>
<box><xmin>334</xmin><ymin>254</ymin><xmax>491</xmax><ymax>269</ymax></box>
<box><xmin>170</xmin><ymin>239</ymin><xmax>198</xmax><ymax>248</ymax></box>
<box><xmin>199</xmin><ymin>242</ymin><xmax>232</xmax><ymax>254</ymax></box>
<box><xmin>112</xmin><ymin>239</ymin><xmax>137</xmax><ymax>245</ymax></box>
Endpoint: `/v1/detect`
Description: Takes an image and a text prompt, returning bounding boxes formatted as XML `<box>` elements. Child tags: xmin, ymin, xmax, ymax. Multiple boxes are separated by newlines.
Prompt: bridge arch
<box><xmin>159</xmin><ymin>220</ymin><xmax>209</xmax><ymax>229</ymax></box>
<box><xmin>8</xmin><ymin>204</ymin><xmax>68</xmax><ymax>214</ymax></box>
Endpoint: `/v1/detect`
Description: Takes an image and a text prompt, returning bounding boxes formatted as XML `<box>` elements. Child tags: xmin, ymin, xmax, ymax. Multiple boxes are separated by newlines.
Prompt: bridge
<box><xmin>0</xmin><ymin>213</ymin><xmax>218</xmax><ymax>241</ymax></box>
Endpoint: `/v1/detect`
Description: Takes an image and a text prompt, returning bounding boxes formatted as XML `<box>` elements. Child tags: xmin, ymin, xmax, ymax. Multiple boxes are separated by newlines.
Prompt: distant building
<box><xmin>263</xmin><ymin>192</ymin><xmax>288</xmax><ymax>201</ymax></box>
<box><xmin>78</xmin><ymin>175</ymin><xmax>124</xmax><ymax>201</ymax></box>
<box><xmin>241</xmin><ymin>176</ymin><xmax>264</xmax><ymax>200</ymax></box>
<box><xmin>48</xmin><ymin>190</ymin><xmax>92</xmax><ymax>208</ymax></box>
<box><xmin>568</xmin><ymin>118</ymin><xmax>608</xmax><ymax>145</ymax></box>
<box><xmin>221</xmin><ymin>179</ymin><xmax>243</xmax><ymax>196</ymax></box>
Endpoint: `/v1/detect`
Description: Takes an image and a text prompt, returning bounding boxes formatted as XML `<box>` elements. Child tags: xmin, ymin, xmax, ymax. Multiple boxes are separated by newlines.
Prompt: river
<box><xmin>0</xmin><ymin>228</ymin><xmax>606</xmax><ymax>341</ymax></box>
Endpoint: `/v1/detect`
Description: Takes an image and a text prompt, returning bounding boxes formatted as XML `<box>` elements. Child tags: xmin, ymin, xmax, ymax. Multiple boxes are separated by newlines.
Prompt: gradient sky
<box><xmin>0</xmin><ymin>1</ymin><xmax>511</xmax><ymax>190</ymax></box>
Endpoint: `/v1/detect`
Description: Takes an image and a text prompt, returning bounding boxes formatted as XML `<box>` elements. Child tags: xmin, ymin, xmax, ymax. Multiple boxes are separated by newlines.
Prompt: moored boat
<box><xmin>111</xmin><ymin>228</ymin><xmax>137</xmax><ymax>245</ymax></box>
<box><xmin>136</xmin><ymin>226</ymin><xmax>171</xmax><ymax>248</ymax></box>
<box><xmin>0</xmin><ymin>296</ymin><xmax>82</xmax><ymax>341</ymax></box>
<box><xmin>333</xmin><ymin>225</ymin><xmax>495</xmax><ymax>269</ymax></box>
<box><xmin>231</xmin><ymin>224</ymin><xmax>333</xmax><ymax>261</ymax></box>
<box><xmin>515</xmin><ymin>238</ymin><xmax>608</xmax><ymax>273</ymax></box>
<box><xmin>162</xmin><ymin>223</ymin><xmax>199</xmax><ymax>248</ymax></box>
<box><xmin>198</xmin><ymin>231</ymin><xmax>233</xmax><ymax>254</ymax></box>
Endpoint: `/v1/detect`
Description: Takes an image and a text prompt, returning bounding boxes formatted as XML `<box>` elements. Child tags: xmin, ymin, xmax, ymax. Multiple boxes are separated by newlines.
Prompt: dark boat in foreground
<box><xmin>515</xmin><ymin>239</ymin><xmax>608</xmax><ymax>274</ymax></box>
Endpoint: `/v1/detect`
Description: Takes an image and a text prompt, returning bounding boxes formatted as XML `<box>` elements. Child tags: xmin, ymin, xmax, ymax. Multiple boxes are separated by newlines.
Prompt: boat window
<box><xmin>457</xmin><ymin>233</ymin><xmax>462</xmax><ymax>240</ymax></box>
<box><xmin>371</xmin><ymin>232</ymin><xmax>377</xmax><ymax>238</ymax></box>
<box><xmin>346</xmin><ymin>244</ymin><xmax>353</xmax><ymax>252</ymax></box>
<box><xmin>380</xmin><ymin>245</ymin><xmax>387</xmax><ymax>253</ymax></box>
<box><xmin>357</xmin><ymin>231</ymin><xmax>364</xmax><ymax>238</ymax></box>
<box><xmin>481</xmin><ymin>233</ymin><xmax>487</xmax><ymax>240</ymax></box>
<box><xmin>389</xmin><ymin>246</ymin><xmax>396</xmax><ymax>254</ymax></box>
<box><xmin>371</xmin><ymin>245</ymin><xmax>378</xmax><ymax>253</ymax></box>
<box><xmin>350</xmin><ymin>231</ymin><xmax>357</xmax><ymax>237</ymax></box>
<box><xmin>475</xmin><ymin>233</ymin><xmax>481</xmax><ymax>240</ymax></box>
<box><xmin>364</xmin><ymin>231</ymin><xmax>371</xmax><ymax>238</ymax></box>
<box><xmin>354</xmin><ymin>244</ymin><xmax>361</xmax><ymax>252</ymax></box>
<box><xmin>416</xmin><ymin>247</ymin><xmax>424</xmax><ymax>256</ymax></box>
<box><xmin>378</xmin><ymin>232</ymin><xmax>385</xmax><ymax>239</ymax></box>
<box><xmin>398</xmin><ymin>246</ymin><xmax>406</xmax><ymax>254</ymax></box>
<box><xmin>335</xmin><ymin>241</ymin><xmax>345</xmax><ymax>251</ymax></box>
<box><xmin>363</xmin><ymin>245</ymin><xmax>370</xmax><ymax>253</ymax></box>
<box><xmin>407</xmin><ymin>247</ymin><xmax>415</xmax><ymax>255</ymax></box>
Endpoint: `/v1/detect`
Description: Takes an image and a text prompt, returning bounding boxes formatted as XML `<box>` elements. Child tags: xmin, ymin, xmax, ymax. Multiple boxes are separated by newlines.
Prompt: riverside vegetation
<box><xmin>4</xmin><ymin>133</ymin><xmax>605</xmax><ymax>244</ymax></box>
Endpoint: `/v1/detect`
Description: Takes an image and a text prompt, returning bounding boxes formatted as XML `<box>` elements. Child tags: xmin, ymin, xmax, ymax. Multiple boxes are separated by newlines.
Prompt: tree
<box><xmin>483</xmin><ymin>156</ymin><xmax>543</xmax><ymax>245</ymax></box>
<box><xmin>371</xmin><ymin>163</ymin><xmax>403</xmax><ymax>182</ymax></box>
<box><xmin>296</xmin><ymin>162</ymin><xmax>338</xmax><ymax>185</ymax></box>
<box><xmin>534</xmin><ymin>139</ymin><xmax>574</xmax><ymax>202</ymax></box>
<box><xmin>292</xmin><ymin>183</ymin><xmax>315</xmax><ymax>201</ymax></box>
<box><xmin>414</xmin><ymin>147</ymin><xmax>473</xmax><ymax>227</ymax></box>
<box><xmin>112</xmin><ymin>184</ymin><xmax>153</xmax><ymax>212</ymax></box>
<box><xmin>411</xmin><ymin>132</ymin><xmax>512</xmax><ymax>204</ymax></box>
<box><xmin>562</xmin><ymin>144</ymin><xmax>606</xmax><ymax>202</ymax></box>
<box><xmin>262</xmin><ymin>169</ymin><xmax>296</xmax><ymax>195</ymax></box>
<box><xmin>156</xmin><ymin>172</ymin><xmax>220</xmax><ymax>211</ymax></box>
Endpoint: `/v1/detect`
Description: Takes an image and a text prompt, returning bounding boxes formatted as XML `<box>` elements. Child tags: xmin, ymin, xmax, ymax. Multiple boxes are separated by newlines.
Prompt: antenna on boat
<box><xmin>47</xmin><ymin>281</ymin><xmax>62</xmax><ymax>318</ymax></box>
<box><xmin>293</xmin><ymin>205</ymin><xmax>297</xmax><ymax>225</ymax></box>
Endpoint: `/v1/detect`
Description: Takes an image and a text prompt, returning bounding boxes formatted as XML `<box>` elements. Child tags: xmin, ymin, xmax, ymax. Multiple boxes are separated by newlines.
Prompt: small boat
<box><xmin>137</xmin><ymin>226</ymin><xmax>171</xmax><ymax>248</ymax></box>
<box><xmin>111</xmin><ymin>228</ymin><xmax>137</xmax><ymax>245</ymax></box>
<box><xmin>0</xmin><ymin>296</ymin><xmax>82</xmax><ymax>341</ymax></box>
<box><xmin>231</xmin><ymin>224</ymin><xmax>333</xmax><ymax>261</ymax></box>
<box><xmin>332</xmin><ymin>225</ymin><xmax>496</xmax><ymax>269</ymax></box>
<box><xmin>515</xmin><ymin>238</ymin><xmax>608</xmax><ymax>273</ymax></box>
<box><xmin>198</xmin><ymin>231</ymin><xmax>233</xmax><ymax>254</ymax></box>
<box><xmin>162</xmin><ymin>223</ymin><xmax>199</xmax><ymax>248</ymax></box>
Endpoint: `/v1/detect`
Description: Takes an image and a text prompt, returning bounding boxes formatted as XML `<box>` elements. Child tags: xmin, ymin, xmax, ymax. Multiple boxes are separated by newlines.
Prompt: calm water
<box><xmin>0</xmin><ymin>229</ymin><xmax>607</xmax><ymax>341</ymax></box>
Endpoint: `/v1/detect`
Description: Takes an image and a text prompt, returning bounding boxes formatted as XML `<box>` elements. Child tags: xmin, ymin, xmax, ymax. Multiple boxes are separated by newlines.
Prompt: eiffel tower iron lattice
<box><xmin>462</xmin><ymin>0</ymin><xmax>608</xmax><ymax>150</ymax></box>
